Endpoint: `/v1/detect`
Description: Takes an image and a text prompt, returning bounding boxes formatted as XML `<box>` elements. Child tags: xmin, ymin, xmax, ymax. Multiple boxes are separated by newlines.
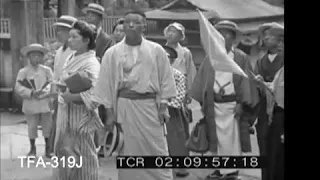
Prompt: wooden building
<box><xmin>145</xmin><ymin>0</ymin><xmax>284</xmax><ymax>68</ymax></box>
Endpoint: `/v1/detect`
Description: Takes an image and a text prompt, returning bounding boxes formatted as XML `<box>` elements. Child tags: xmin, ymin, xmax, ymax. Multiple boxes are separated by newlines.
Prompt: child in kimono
<box><xmin>15</xmin><ymin>43</ymin><xmax>54</xmax><ymax>158</ymax></box>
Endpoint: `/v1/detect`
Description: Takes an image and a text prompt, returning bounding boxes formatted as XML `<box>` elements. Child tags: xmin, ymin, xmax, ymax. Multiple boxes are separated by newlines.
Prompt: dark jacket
<box><xmin>95</xmin><ymin>30</ymin><xmax>114</xmax><ymax>62</ymax></box>
<box><xmin>189</xmin><ymin>49</ymin><xmax>258</xmax><ymax>153</ymax></box>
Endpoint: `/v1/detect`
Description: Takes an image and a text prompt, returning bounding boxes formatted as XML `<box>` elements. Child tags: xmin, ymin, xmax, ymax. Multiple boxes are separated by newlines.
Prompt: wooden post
<box><xmin>10</xmin><ymin>0</ymin><xmax>44</xmax><ymax>87</ymax></box>
<box><xmin>60</xmin><ymin>0</ymin><xmax>83</xmax><ymax>17</ymax></box>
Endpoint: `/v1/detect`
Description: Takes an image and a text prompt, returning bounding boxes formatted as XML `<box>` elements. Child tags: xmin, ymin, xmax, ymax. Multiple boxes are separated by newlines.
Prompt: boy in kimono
<box><xmin>190</xmin><ymin>21</ymin><xmax>256</xmax><ymax>180</ymax></box>
<box><xmin>15</xmin><ymin>43</ymin><xmax>54</xmax><ymax>158</ymax></box>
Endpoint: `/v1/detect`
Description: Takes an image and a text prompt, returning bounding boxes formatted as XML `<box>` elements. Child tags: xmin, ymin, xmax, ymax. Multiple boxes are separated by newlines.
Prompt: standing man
<box><xmin>83</xmin><ymin>3</ymin><xmax>114</xmax><ymax>156</ymax></box>
<box><xmin>48</xmin><ymin>15</ymin><xmax>77</xmax><ymax>155</ymax></box>
<box><xmin>190</xmin><ymin>21</ymin><xmax>255</xmax><ymax>180</ymax></box>
<box><xmin>93</xmin><ymin>11</ymin><xmax>176</xmax><ymax>180</ymax></box>
<box><xmin>254</xmin><ymin>22</ymin><xmax>284</xmax><ymax>180</ymax></box>
<box><xmin>83</xmin><ymin>3</ymin><xmax>114</xmax><ymax>62</ymax></box>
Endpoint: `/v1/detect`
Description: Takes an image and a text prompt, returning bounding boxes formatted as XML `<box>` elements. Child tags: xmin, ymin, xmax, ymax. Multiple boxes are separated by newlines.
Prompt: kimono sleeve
<box><xmin>14</xmin><ymin>69</ymin><xmax>33</xmax><ymax>99</ymax></box>
<box><xmin>184</xmin><ymin>48</ymin><xmax>197</xmax><ymax>91</ymax></box>
<box><xmin>92</xmin><ymin>49</ymin><xmax>116</xmax><ymax>109</ymax></box>
<box><xmin>79</xmin><ymin>59</ymin><xmax>101</xmax><ymax>110</ymax></box>
<box><xmin>156</xmin><ymin>46</ymin><xmax>177</xmax><ymax>100</ymax></box>
<box><xmin>189</xmin><ymin>56</ymin><xmax>207</xmax><ymax>104</ymax></box>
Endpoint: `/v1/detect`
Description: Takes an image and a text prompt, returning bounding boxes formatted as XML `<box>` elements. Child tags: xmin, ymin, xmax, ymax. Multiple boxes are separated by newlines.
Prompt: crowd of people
<box><xmin>14</xmin><ymin>2</ymin><xmax>284</xmax><ymax>180</ymax></box>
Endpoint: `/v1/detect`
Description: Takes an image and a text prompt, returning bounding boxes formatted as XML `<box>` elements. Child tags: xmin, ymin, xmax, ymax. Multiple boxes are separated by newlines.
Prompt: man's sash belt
<box><xmin>213</xmin><ymin>93</ymin><xmax>237</xmax><ymax>103</ymax></box>
<box><xmin>118</xmin><ymin>89</ymin><xmax>156</xmax><ymax>100</ymax></box>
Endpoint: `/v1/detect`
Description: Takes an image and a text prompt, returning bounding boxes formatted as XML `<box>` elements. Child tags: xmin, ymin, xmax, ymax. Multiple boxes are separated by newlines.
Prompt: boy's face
<box><xmin>28</xmin><ymin>51</ymin><xmax>44</xmax><ymax>66</ymax></box>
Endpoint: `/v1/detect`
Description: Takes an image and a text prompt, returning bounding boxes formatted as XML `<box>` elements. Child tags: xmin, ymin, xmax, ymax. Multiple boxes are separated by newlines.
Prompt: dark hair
<box><xmin>72</xmin><ymin>20</ymin><xmax>97</xmax><ymax>50</ymax></box>
<box><xmin>125</xmin><ymin>10</ymin><xmax>146</xmax><ymax>19</ymax></box>
<box><xmin>112</xmin><ymin>18</ymin><xmax>125</xmax><ymax>33</ymax></box>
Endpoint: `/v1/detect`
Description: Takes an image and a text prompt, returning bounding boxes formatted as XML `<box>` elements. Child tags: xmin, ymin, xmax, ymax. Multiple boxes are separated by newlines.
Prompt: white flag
<box><xmin>197</xmin><ymin>10</ymin><xmax>248</xmax><ymax>78</ymax></box>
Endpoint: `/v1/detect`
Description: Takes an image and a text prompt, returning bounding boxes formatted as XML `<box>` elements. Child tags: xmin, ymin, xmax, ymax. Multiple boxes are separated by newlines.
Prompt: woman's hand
<box><xmin>61</xmin><ymin>91</ymin><xmax>75</xmax><ymax>103</ymax></box>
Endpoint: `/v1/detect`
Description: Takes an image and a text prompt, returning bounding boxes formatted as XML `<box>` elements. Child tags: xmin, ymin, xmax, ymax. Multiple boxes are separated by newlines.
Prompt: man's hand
<box><xmin>159</xmin><ymin>103</ymin><xmax>170</xmax><ymax>124</ymax></box>
<box><xmin>253</xmin><ymin>74</ymin><xmax>264</xmax><ymax>83</ymax></box>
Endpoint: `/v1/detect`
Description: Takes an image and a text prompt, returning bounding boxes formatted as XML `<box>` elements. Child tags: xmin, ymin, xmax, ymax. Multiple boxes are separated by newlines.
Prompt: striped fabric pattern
<box><xmin>53</xmin><ymin>103</ymin><xmax>101</xmax><ymax>180</ymax></box>
<box><xmin>53</xmin><ymin>51</ymin><xmax>103</xmax><ymax>180</ymax></box>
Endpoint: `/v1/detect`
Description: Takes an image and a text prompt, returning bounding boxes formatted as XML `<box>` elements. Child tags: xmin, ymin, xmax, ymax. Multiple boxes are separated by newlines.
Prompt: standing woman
<box><xmin>53</xmin><ymin>20</ymin><xmax>103</xmax><ymax>180</ymax></box>
<box><xmin>112</xmin><ymin>18</ymin><xmax>126</xmax><ymax>44</ymax></box>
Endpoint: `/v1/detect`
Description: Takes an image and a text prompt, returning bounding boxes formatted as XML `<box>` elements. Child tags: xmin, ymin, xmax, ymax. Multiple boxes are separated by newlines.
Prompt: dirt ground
<box><xmin>0</xmin><ymin>101</ymin><xmax>261</xmax><ymax>180</ymax></box>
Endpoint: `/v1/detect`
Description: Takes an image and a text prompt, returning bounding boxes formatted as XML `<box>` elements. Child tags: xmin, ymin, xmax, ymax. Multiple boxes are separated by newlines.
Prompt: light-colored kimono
<box><xmin>93</xmin><ymin>38</ymin><xmax>176</xmax><ymax>180</ymax></box>
<box><xmin>53</xmin><ymin>46</ymin><xmax>74</xmax><ymax>83</ymax></box>
<box><xmin>170</xmin><ymin>43</ymin><xmax>197</xmax><ymax>91</ymax></box>
<box><xmin>15</xmin><ymin>64</ymin><xmax>53</xmax><ymax>115</ymax></box>
<box><xmin>53</xmin><ymin>51</ymin><xmax>103</xmax><ymax>180</ymax></box>
<box><xmin>210</xmin><ymin>51</ymin><xmax>241</xmax><ymax>174</ymax></box>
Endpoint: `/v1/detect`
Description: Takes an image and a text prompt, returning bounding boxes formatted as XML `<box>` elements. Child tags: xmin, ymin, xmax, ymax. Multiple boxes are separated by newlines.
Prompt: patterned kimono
<box><xmin>93</xmin><ymin>38</ymin><xmax>176</xmax><ymax>180</ymax></box>
<box><xmin>53</xmin><ymin>51</ymin><xmax>103</xmax><ymax>180</ymax></box>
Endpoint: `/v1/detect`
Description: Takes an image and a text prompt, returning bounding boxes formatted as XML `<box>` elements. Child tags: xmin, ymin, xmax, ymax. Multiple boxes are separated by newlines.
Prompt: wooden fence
<box><xmin>0</xmin><ymin>17</ymin><xmax>158</xmax><ymax>41</ymax></box>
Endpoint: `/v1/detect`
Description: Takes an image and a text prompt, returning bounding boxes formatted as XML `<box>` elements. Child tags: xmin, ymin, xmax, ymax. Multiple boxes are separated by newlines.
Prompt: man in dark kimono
<box><xmin>254</xmin><ymin>22</ymin><xmax>284</xmax><ymax>180</ymax></box>
<box><xmin>83</xmin><ymin>2</ymin><xmax>115</xmax><ymax>157</ymax></box>
<box><xmin>190</xmin><ymin>20</ymin><xmax>257</xmax><ymax>180</ymax></box>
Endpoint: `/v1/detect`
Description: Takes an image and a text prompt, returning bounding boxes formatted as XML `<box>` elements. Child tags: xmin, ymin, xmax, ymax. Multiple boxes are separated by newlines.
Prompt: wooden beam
<box><xmin>10</xmin><ymin>0</ymin><xmax>44</xmax><ymax>87</ymax></box>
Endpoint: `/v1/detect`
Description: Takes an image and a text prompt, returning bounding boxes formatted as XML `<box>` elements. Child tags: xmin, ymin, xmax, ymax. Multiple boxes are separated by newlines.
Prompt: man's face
<box><xmin>85</xmin><ymin>11</ymin><xmax>101</xmax><ymax>26</ymax></box>
<box><xmin>262</xmin><ymin>29</ymin><xmax>283</xmax><ymax>51</ymax></box>
<box><xmin>28</xmin><ymin>51</ymin><xmax>44</xmax><ymax>66</ymax></box>
<box><xmin>123</xmin><ymin>13</ymin><xmax>145</xmax><ymax>38</ymax></box>
<box><xmin>218</xmin><ymin>28</ymin><xmax>236</xmax><ymax>48</ymax></box>
<box><xmin>56</xmin><ymin>26</ymin><xmax>70</xmax><ymax>43</ymax></box>
<box><xmin>242</xmin><ymin>32</ymin><xmax>259</xmax><ymax>46</ymax></box>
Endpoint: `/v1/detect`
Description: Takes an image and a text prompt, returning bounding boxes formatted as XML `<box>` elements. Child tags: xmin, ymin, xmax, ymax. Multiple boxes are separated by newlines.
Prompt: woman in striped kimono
<box><xmin>53</xmin><ymin>20</ymin><xmax>103</xmax><ymax>180</ymax></box>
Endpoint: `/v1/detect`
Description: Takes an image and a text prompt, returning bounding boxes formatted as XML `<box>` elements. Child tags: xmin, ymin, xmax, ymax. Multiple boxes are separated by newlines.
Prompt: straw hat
<box><xmin>163</xmin><ymin>22</ymin><xmax>186</xmax><ymax>41</ymax></box>
<box><xmin>103</xmin><ymin>122</ymin><xmax>124</xmax><ymax>157</ymax></box>
<box><xmin>258</xmin><ymin>22</ymin><xmax>284</xmax><ymax>37</ymax></box>
<box><xmin>53</xmin><ymin>15</ymin><xmax>77</xmax><ymax>28</ymax></box>
<box><xmin>21</xmin><ymin>43</ymin><xmax>49</xmax><ymax>56</ymax></box>
<box><xmin>214</xmin><ymin>20</ymin><xmax>242</xmax><ymax>40</ymax></box>
<box><xmin>82</xmin><ymin>3</ymin><xmax>105</xmax><ymax>16</ymax></box>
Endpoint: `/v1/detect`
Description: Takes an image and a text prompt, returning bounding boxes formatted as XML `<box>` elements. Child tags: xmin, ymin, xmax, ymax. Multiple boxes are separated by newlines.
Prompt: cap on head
<box><xmin>20</xmin><ymin>43</ymin><xmax>49</xmax><ymax>56</ymax></box>
<box><xmin>82</xmin><ymin>3</ymin><xmax>105</xmax><ymax>16</ymax></box>
<box><xmin>162</xmin><ymin>45</ymin><xmax>178</xmax><ymax>59</ymax></box>
<box><xmin>53</xmin><ymin>15</ymin><xmax>77</xmax><ymax>29</ymax></box>
<box><xmin>163</xmin><ymin>22</ymin><xmax>186</xmax><ymax>41</ymax></box>
<box><xmin>259</xmin><ymin>22</ymin><xmax>284</xmax><ymax>37</ymax></box>
<box><xmin>214</xmin><ymin>20</ymin><xmax>241</xmax><ymax>37</ymax></box>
